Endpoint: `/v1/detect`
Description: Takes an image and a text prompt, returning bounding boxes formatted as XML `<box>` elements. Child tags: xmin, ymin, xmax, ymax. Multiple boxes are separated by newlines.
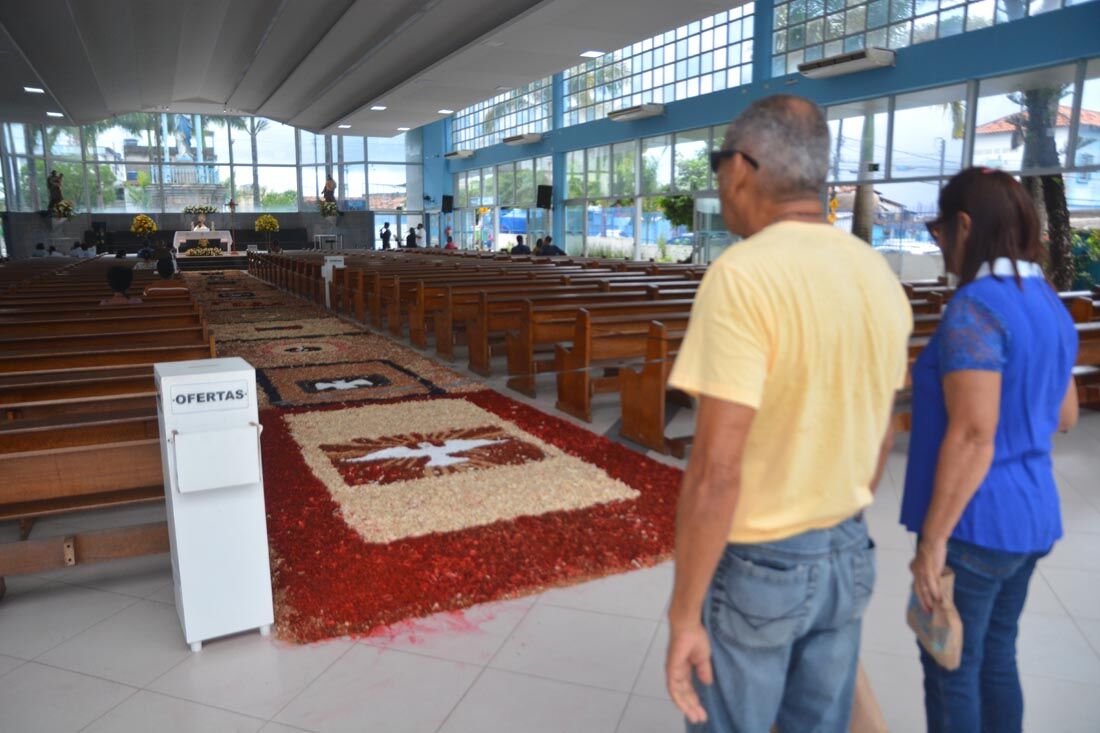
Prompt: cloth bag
<box><xmin>906</xmin><ymin>568</ymin><xmax>964</xmax><ymax>671</ymax></box>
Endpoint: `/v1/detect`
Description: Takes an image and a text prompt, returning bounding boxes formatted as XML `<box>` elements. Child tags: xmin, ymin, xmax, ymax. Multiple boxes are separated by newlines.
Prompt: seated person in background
<box><xmin>269</xmin><ymin>239</ymin><xmax>283</xmax><ymax>253</ymax></box>
<box><xmin>444</xmin><ymin>235</ymin><xmax>457</xmax><ymax>250</ymax></box>
<box><xmin>69</xmin><ymin>242</ymin><xmax>83</xmax><ymax>257</ymax></box>
<box><xmin>534</xmin><ymin>238</ymin><xmax>545</xmax><ymax>253</ymax></box>
<box><xmin>510</xmin><ymin>235</ymin><xmax>531</xmax><ymax>255</ymax></box>
<box><xmin>143</xmin><ymin>257</ymin><xmax>190</xmax><ymax>297</ymax></box>
<box><xmin>536</xmin><ymin>235</ymin><xmax>566</xmax><ymax>256</ymax></box>
<box><xmin>48</xmin><ymin>245</ymin><xmax>66</xmax><ymax>257</ymax></box>
<box><xmin>32</xmin><ymin>243</ymin><xmax>46</xmax><ymax>257</ymax></box>
<box><xmin>115</xmin><ymin>248</ymin><xmax>127</xmax><ymax>258</ymax></box>
<box><xmin>100</xmin><ymin>266</ymin><xmax>142</xmax><ymax>305</ymax></box>
<box><xmin>133</xmin><ymin>248</ymin><xmax>157</xmax><ymax>270</ymax></box>
<box><xmin>83</xmin><ymin>244</ymin><xmax>97</xmax><ymax>258</ymax></box>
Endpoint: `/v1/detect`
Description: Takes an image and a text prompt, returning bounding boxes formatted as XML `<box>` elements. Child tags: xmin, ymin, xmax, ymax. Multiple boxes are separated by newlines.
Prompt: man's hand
<box><xmin>666</xmin><ymin>620</ymin><xmax>713</xmax><ymax>724</ymax></box>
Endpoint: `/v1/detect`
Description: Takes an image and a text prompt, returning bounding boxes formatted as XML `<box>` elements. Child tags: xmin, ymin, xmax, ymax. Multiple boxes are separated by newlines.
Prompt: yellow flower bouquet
<box><xmin>255</xmin><ymin>214</ymin><xmax>280</xmax><ymax>233</ymax></box>
<box><xmin>130</xmin><ymin>214</ymin><xmax>158</xmax><ymax>237</ymax></box>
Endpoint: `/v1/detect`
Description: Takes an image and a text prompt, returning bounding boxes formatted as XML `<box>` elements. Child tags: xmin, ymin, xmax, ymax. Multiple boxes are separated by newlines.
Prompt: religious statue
<box><xmin>46</xmin><ymin>170</ymin><xmax>63</xmax><ymax>209</ymax></box>
<box><xmin>174</xmin><ymin>114</ymin><xmax>193</xmax><ymax>160</ymax></box>
<box><xmin>322</xmin><ymin>175</ymin><xmax>337</xmax><ymax>203</ymax></box>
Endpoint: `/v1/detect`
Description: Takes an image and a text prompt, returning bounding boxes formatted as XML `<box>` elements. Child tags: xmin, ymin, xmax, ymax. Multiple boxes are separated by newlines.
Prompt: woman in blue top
<box><xmin>902</xmin><ymin>168</ymin><xmax>1079</xmax><ymax>733</ymax></box>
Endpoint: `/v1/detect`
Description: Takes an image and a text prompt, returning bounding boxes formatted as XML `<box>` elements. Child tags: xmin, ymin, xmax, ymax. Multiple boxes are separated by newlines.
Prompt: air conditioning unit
<box><xmin>607</xmin><ymin>103</ymin><xmax>665</xmax><ymax>122</ymax></box>
<box><xmin>444</xmin><ymin>149</ymin><xmax>474</xmax><ymax>160</ymax></box>
<box><xmin>503</xmin><ymin>133</ymin><xmax>543</xmax><ymax>146</ymax></box>
<box><xmin>798</xmin><ymin>47</ymin><xmax>895</xmax><ymax>79</ymax></box>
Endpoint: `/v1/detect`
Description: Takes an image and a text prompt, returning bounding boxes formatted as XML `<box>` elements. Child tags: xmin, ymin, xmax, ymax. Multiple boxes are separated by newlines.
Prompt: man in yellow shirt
<box><xmin>664</xmin><ymin>95</ymin><xmax>912</xmax><ymax>732</ymax></box>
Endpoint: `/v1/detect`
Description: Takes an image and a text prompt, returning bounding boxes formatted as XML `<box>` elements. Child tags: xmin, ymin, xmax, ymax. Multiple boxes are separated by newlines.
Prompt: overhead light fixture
<box><xmin>437</xmin><ymin>109</ymin><xmax>454</xmax><ymax>114</ymax></box>
<box><xmin>46</xmin><ymin>111</ymin><xmax>63</xmax><ymax>118</ymax></box>
<box><xmin>504</xmin><ymin>132</ymin><xmax>543</xmax><ymax>146</ymax></box>
<box><xmin>337</xmin><ymin>124</ymin><xmax>352</xmax><ymax>129</ymax></box>
<box><xmin>371</xmin><ymin>105</ymin><xmax>387</xmax><ymax>111</ymax></box>
<box><xmin>579</xmin><ymin>50</ymin><xmax>605</xmax><ymax>58</ymax></box>
<box><xmin>397</xmin><ymin>127</ymin><xmax>410</xmax><ymax>131</ymax></box>
<box><xmin>495</xmin><ymin>86</ymin><xmax>509</xmax><ymax>91</ymax></box>
<box><xmin>444</xmin><ymin>150</ymin><xmax>474</xmax><ymax>160</ymax></box>
<box><xmin>23</xmin><ymin>86</ymin><xmax>44</xmax><ymax>94</ymax></box>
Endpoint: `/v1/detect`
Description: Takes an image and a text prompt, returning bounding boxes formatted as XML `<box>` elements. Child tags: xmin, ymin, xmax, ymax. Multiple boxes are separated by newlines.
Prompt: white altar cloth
<box><xmin>173</xmin><ymin>230</ymin><xmax>234</xmax><ymax>253</ymax></box>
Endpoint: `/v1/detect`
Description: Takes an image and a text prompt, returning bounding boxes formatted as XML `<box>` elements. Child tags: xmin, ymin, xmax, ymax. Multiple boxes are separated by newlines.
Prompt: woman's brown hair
<box><xmin>936</xmin><ymin>167</ymin><xmax>1043</xmax><ymax>287</ymax></box>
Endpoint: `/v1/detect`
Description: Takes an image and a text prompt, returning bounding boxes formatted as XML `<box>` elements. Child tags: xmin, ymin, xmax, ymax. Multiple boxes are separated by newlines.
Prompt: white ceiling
<box><xmin>0</xmin><ymin>0</ymin><xmax>736</xmax><ymax>137</ymax></box>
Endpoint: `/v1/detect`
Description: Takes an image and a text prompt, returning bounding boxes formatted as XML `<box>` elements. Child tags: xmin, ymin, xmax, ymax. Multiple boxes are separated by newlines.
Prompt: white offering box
<box><xmin>154</xmin><ymin>357</ymin><xmax>274</xmax><ymax>652</ymax></box>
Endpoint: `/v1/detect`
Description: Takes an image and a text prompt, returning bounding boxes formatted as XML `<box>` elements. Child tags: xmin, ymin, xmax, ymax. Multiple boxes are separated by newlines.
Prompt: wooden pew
<box><xmin>618</xmin><ymin>322</ymin><xmax>690</xmax><ymax>456</ymax></box>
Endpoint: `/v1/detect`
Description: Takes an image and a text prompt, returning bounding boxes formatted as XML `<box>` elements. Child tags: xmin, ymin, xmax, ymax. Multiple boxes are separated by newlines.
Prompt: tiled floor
<box><xmin>2</xmin><ymin>350</ymin><xmax>1099</xmax><ymax>731</ymax></box>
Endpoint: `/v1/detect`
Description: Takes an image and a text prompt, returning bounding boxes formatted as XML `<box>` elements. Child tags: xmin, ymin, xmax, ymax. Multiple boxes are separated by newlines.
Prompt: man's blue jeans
<box><xmin>919</xmin><ymin>538</ymin><xmax>1045</xmax><ymax>733</ymax></box>
<box><xmin>689</xmin><ymin>516</ymin><xmax>875</xmax><ymax>733</ymax></box>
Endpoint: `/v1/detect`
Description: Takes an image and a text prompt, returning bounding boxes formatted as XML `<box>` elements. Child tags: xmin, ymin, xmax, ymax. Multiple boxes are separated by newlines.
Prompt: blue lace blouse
<box><xmin>900</xmin><ymin>259</ymin><xmax>1078</xmax><ymax>553</ymax></box>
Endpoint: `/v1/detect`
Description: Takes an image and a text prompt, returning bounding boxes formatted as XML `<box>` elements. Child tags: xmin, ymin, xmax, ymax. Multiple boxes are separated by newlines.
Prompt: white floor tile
<box><xmin>148</xmin><ymin>633</ymin><xmax>353</xmax><ymax>720</ymax></box>
<box><xmin>0</xmin><ymin>581</ymin><xmax>136</xmax><ymax>660</ymax></box>
<box><xmin>1024</xmin><ymin>569</ymin><xmax>1069</xmax><ymax>616</ymax></box>
<box><xmin>146</xmin><ymin>582</ymin><xmax>177</xmax><ymax>606</ymax></box>
<box><xmin>259</xmin><ymin>724</ymin><xmax>315</xmax><ymax>733</ymax></box>
<box><xmin>864</xmin><ymin>508</ymin><xmax>914</xmax><ymax>552</ymax></box>
<box><xmin>632</xmin><ymin>623</ymin><xmax>670</xmax><ymax>700</ymax></box>
<box><xmin>1044</xmin><ymin>532</ymin><xmax>1100</xmax><ymax>572</ymax></box>
<box><xmin>1041</xmin><ymin>567</ymin><xmax>1100</xmax><ymax>620</ymax></box>
<box><xmin>37</xmin><ymin>600</ymin><xmax>191</xmax><ymax>686</ymax></box>
<box><xmin>872</xmin><ymin>547</ymin><xmax>916</xmax><ymax>599</ymax></box>
<box><xmin>0</xmin><ymin>662</ymin><xmax>135</xmax><ymax>733</ymax></box>
<box><xmin>275</xmin><ymin>645</ymin><xmax>478</xmax><ymax>733</ymax></box>
<box><xmin>50</xmin><ymin>553</ymin><xmax>173</xmax><ymax>599</ymax></box>
<box><xmin>616</xmin><ymin>694</ymin><xmax>685</xmax><ymax>733</ymax></box>
<box><xmin>438</xmin><ymin>668</ymin><xmax>627</xmax><ymax>733</ymax></box>
<box><xmin>82</xmin><ymin>690</ymin><xmax>264</xmax><ymax>733</ymax></box>
<box><xmin>860</xmin><ymin>592</ymin><xmax>917</xmax><ymax>658</ymax></box>
<box><xmin>490</xmin><ymin>604</ymin><xmax>656</xmax><ymax>692</ymax></box>
<box><xmin>1075</xmin><ymin>617</ymin><xmax>1100</xmax><ymax>657</ymax></box>
<box><xmin>1023</xmin><ymin>674</ymin><xmax>1100</xmax><ymax>733</ymax></box>
<box><xmin>1017</xmin><ymin>612</ymin><xmax>1100</xmax><ymax>685</ymax></box>
<box><xmin>539</xmin><ymin>563</ymin><xmax>673</xmax><ymax>620</ymax></box>
<box><xmin>361</xmin><ymin>598</ymin><xmax>531</xmax><ymax>665</ymax></box>
<box><xmin>0</xmin><ymin>653</ymin><xmax>25</xmax><ymax>678</ymax></box>
<box><xmin>860</xmin><ymin>651</ymin><xmax>926</xmax><ymax>733</ymax></box>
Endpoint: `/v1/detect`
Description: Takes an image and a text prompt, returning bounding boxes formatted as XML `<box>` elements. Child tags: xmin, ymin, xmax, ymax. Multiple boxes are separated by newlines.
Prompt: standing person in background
<box><xmin>416</xmin><ymin>223</ymin><xmax>426</xmax><ymax>247</ymax></box>
<box><xmin>405</xmin><ymin>227</ymin><xmax>417</xmax><ymax>248</ymax></box>
<box><xmin>902</xmin><ymin>168</ymin><xmax>1079</xmax><ymax>733</ymax></box>
<box><xmin>663</xmin><ymin>95</ymin><xmax>912</xmax><ymax>733</ymax></box>
<box><xmin>444</xmin><ymin>235</ymin><xmax>457</xmax><ymax>250</ymax></box>
<box><xmin>380</xmin><ymin>222</ymin><xmax>393</xmax><ymax>250</ymax></box>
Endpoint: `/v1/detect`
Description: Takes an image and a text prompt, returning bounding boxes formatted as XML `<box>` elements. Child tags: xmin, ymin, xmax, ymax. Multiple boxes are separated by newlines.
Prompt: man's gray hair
<box><xmin>724</xmin><ymin>95</ymin><xmax>830</xmax><ymax>200</ymax></box>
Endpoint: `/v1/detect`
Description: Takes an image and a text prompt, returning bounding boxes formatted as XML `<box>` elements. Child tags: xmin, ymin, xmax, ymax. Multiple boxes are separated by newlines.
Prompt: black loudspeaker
<box><xmin>441</xmin><ymin>195</ymin><xmax>454</xmax><ymax>213</ymax></box>
<box><xmin>536</xmin><ymin>185</ymin><xmax>553</xmax><ymax>209</ymax></box>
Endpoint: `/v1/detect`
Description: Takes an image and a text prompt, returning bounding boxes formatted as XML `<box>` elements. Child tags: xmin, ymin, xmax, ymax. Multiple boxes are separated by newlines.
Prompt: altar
<box><xmin>173</xmin><ymin>230</ymin><xmax>234</xmax><ymax>253</ymax></box>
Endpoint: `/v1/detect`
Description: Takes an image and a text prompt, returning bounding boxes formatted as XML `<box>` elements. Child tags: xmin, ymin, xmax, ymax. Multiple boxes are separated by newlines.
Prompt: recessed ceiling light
<box><xmin>579</xmin><ymin>50</ymin><xmax>605</xmax><ymax>58</ymax></box>
<box><xmin>371</xmin><ymin>105</ymin><xmax>387</xmax><ymax>111</ymax></box>
<box><xmin>397</xmin><ymin>127</ymin><xmax>410</xmax><ymax>131</ymax></box>
<box><xmin>23</xmin><ymin>86</ymin><xmax>44</xmax><ymax>94</ymax></box>
<box><xmin>437</xmin><ymin>109</ymin><xmax>454</xmax><ymax>114</ymax></box>
<box><xmin>46</xmin><ymin>111</ymin><xmax>63</xmax><ymax>118</ymax></box>
<box><xmin>485</xmin><ymin>40</ymin><xmax>505</xmax><ymax>48</ymax></box>
<box><xmin>337</xmin><ymin>124</ymin><xmax>351</xmax><ymax>129</ymax></box>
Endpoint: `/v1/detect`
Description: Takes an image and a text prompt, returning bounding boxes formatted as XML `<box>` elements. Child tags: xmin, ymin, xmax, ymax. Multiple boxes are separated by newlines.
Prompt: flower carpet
<box><xmin>185</xmin><ymin>270</ymin><xmax>683</xmax><ymax>643</ymax></box>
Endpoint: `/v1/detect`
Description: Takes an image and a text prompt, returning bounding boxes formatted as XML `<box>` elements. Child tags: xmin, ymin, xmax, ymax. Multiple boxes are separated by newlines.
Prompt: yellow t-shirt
<box><xmin>668</xmin><ymin>221</ymin><xmax>913</xmax><ymax>544</ymax></box>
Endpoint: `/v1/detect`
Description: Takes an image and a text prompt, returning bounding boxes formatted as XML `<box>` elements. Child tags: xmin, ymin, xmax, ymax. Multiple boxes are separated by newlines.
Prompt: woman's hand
<box><xmin>910</xmin><ymin>538</ymin><xmax>947</xmax><ymax>613</ymax></box>
<box><xmin>666</xmin><ymin>620</ymin><xmax>712</xmax><ymax>725</ymax></box>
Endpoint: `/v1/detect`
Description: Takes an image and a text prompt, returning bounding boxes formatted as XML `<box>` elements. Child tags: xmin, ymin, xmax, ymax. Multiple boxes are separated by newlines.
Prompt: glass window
<box><xmin>467</xmin><ymin>169</ymin><xmax>482</xmax><ymax>208</ymax></box>
<box><xmin>456</xmin><ymin>171</ymin><xmax>468</xmax><ymax>208</ymax></box>
<box><xmin>163</xmin><ymin>164</ymin><xmax>231</xmax><ymax>213</ymax></box>
<box><xmin>252</xmin><ymin>166</ymin><xmax>298</xmax><ymax>212</ymax></box>
<box><xmin>497</xmin><ymin>163</ymin><xmax>515</xmax><ymax>207</ymax></box>
<box><xmin>300</xmin><ymin>130</ymin><xmax>327</xmax><ymax>166</ymax></box>
<box><xmin>674</xmin><ymin>128</ymin><xmax>711</xmax><ymax>191</ymax></box>
<box><xmin>340</xmin><ymin>162</ymin><xmax>368</xmax><ymax>211</ymax></box>
<box><xmin>536</xmin><ymin>156</ymin><xmax>553</xmax><ymax>188</ymax></box>
<box><xmin>369</xmin><ymin>163</ymin><xmax>408</xmax><ymax>210</ymax></box>
<box><xmin>642</xmin><ymin>135</ymin><xmax>673</xmax><ymax>194</ymax></box>
<box><xmin>566</xmin><ymin>149</ymin><xmax>586</xmax><ymax>199</ymax></box>
<box><xmin>302</xmin><ymin>166</ymin><xmax>326</xmax><ymax>206</ymax></box>
<box><xmin>516</xmin><ymin>159</ymin><xmax>536</xmax><ymax>205</ymax></box>
<box><xmin>587</xmin><ymin>146</ymin><xmax>611</xmax><ymax>198</ymax></box>
<box><xmin>827</xmin><ymin>98</ymin><xmax>890</xmax><ymax>181</ymax></box>
<box><xmin>368</xmin><ymin>133</ymin><xmax>412</xmax><ymax>162</ymax></box>
<box><xmin>45</xmin><ymin>126</ymin><xmax>82</xmax><ymax>159</ymax></box>
<box><xmin>405</xmin><ymin>164</ymin><xmax>424</xmax><ymax>211</ymax></box>
<box><xmin>340</xmin><ymin>135</ymin><xmax>366</xmax><ymax>163</ymax></box>
<box><xmin>1075</xmin><ymin>59</ymin><xmax>1100</xmax><ymax>168</ymax></box>
<box><xmin>975</xmin><ymin>64</ymin><xmax>1077</xmax><ymax>172</ymax></box>
<box><xmin>565</xmin><ymin>204</ymin><xmax>586</xmax><ymax>254</ymax></box>
<box><xmin>481</xmin><ymin>166</ymin><xmax>496</xmax><ymax>206</ymax></box>
<box><xmin>452</xmin><ymin>78</ymin><xmax>553</xmax><ymax>150</ymax></box>
<box><xmin>612</xmin><ymin>142</ymin><xmax>637</xmax><ymax>196</ymax></box>
<box><xmin>891</xmin><ymin>84</ymin><xmax>967</xmax><ymax>178</ymax></box>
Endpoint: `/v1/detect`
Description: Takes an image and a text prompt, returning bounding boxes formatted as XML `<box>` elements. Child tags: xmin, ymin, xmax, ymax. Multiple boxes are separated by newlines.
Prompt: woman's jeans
<box><xmin>689</xmin><ymin>516</ymin><xmax>875</xmax><ymax>733</ymax></box>
<box><xmin>920</xmin><ymin>538</ymin><xmax>1046</xmax><ymax>733</ymax></box>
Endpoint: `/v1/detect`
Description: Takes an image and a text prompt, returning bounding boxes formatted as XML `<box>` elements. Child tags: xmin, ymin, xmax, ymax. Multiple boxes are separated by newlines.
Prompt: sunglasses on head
<box><xmin>709</xmin><ymin>149</ymin><xmax>760</xmax><ymax>175</ymax></box>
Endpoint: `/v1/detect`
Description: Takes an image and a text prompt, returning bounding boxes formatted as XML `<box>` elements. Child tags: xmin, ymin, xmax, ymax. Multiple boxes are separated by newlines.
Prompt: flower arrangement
<box><xmin>130</xmin><ymin>214</ymin><xmax>158</xmax><ymax>237</ymax></box>
<box><xmin>183</xmin><ymin>205</ymin><xmax>217</xmax><ymax>215</ymax></box>
<box><xmin>255</xmin><ymin>214</ymin><xmax>280</xmax><ymax>233</ymax></box>
<box><xmin>49</xmin><ymin>199</ymin><xmax>75</xmax><ymax>220</ymax></box>
<box><xmin>186</xmin><ymin>241</ymin><xmax>223</xmax><ymax>257</ymax></box>
<box><xmin>318</xmin><ymin>201</ymin><xmax>338</xmax><ymax>218</ymax></box>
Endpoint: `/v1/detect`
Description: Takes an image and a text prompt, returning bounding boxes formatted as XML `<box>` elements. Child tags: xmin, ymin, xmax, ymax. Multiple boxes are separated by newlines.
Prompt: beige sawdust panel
<box><xmin>285</xmin><ymin>399</ymin><xmax>638</xmax><ymax>543</ymax></box>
